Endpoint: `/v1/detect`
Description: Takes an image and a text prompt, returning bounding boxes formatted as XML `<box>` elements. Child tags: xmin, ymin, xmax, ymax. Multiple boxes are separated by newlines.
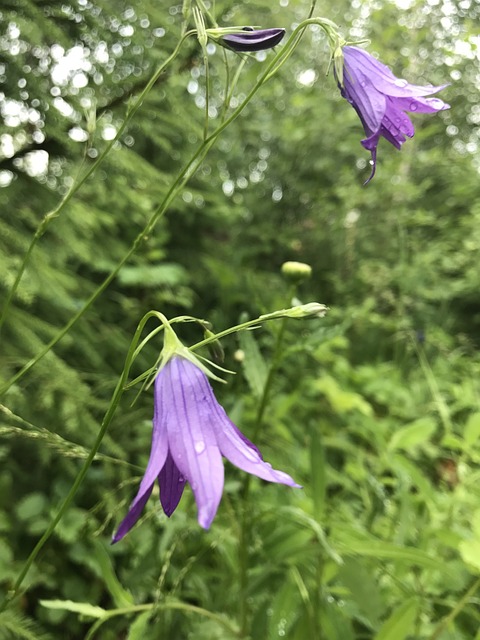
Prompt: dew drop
<box><xmin>178</xmin><ymin>476</ymin><xmax>185</xmax><ymax>483</ymax></box>
<box><xmin>409</xmin><ymin>102</ymin><xmax>418</xmax><ymax>111</ymax></box>
<box><xmin>394</xmin><ymin>78</ymin><xmax>408</xmax><ymax>87</ymax></box>
<box><xmin>194</xmin><ymin>441</ymin><xmax>206</xmax><ymax>454</ymax></box>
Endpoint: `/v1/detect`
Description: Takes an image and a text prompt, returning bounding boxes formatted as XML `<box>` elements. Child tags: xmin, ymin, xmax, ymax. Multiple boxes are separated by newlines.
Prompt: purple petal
<box><xmin>112</xmin><ymin>484</ymin><xmax>154</xmax><ymax>544</ymax></box>
<box><xmin>112</xmin><ymin>400</ymin><xmax>169</xmax><ymax>543</ymax></box>
<box><xmin>222</xmin><ymin>28</ymin><xmax>285</xmax><ymax>52</ymax></box>
<box><xmin>395</xmin><ymin>95</ymin><xmax>450</xmax><ymax>114</ymax></box>
<box><xmin>342</xmin><ymin>71</ymin><xmax>386</xmax><ymax>137</ymax></box>
<box><xmin>162</xmin><ymin>358</ymin><xmax>224</xmax><ymax>529</ymax></box>
<box><xmin>344</xmin><ymin>47</ymin><xmax>449</xmax><ymax>98</ymax></box>
<box><xmin>205</xmin><ymin>393</ymin><xmax>300</xmax><ymax>488</ymax></box>
<box><xmin>385</xmin><ymin>97</ymin><xmax>415</xmax><ymax>138</ymax></box>
<box><xmin>158</xmin><ymin>451</ymin><xmax>186</xmax><ymax>517</ymax></box>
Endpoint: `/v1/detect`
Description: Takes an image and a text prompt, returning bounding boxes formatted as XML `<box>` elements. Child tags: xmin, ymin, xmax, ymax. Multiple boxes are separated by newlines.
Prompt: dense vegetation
<box><xmin>1</xmin><ymin>0</ymin><xmax>480</xmax><ymax>638</ymax></box>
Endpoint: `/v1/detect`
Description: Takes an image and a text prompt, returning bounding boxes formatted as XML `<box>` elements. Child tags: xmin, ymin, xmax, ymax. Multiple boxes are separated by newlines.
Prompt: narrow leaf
<box><xmin>373</xmin><ymin>597</ymin><xmax>418</xmax><ymax>640</ymax></box>
<box><xmin>39</xmin><ymin>600</ymin><xmax>106</xmax><ymax>619</ymax></box>
<box><xmin>238</xmin><ymin>329</ymin><xmax>267</xmax><ymax>398</ymax></box>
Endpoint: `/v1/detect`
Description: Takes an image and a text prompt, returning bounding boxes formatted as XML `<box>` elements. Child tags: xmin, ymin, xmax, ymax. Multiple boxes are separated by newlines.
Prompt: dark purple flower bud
<box><xmin>221</xmin><ymin>27</ymin><xmax>286</xmax><ymax>52</ymax></box>
<box><xmin>112</xmin><ymin>356</ymin><xmax>299</xmax><ymax>541</ymax></box>
<box><xmin>337</xmin><ymin>46</ymin><xmax>450</xmax><ymax>183</ymax></box>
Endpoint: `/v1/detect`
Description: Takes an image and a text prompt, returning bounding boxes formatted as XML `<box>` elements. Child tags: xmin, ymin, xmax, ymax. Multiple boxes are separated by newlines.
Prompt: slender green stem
<box><xmin>429</xmin><ymin>577</ymin><xmax>480</xmax><ymax>640</ymax></box>
<box><xmin>0</xmin><ymin>138</ymin><xmax>213</xmax><ymax>397</ymax></box>
<box><xmin>0</xmin><ymin>19</ymin><xmax>333</xmax><ymax>397</ymax></box>
<box><xmin>0</xmin><ymin>313</ymin><xmax>154</xmax><ymax>612</ymax></box>
<box><xmin>238</xmin><ymin>286</ymin><xmax>296</xmax><ymax>636</ymax></box>
<box><xmin>84</xmin><ymin>601</ymin><xmax>240</xmax><ymax>640</ymax></box>
<box><xmin>203</xmin><ymin>48</ymin><xmax>210</xmax><ymax>139</ymax></box>
<box><xmin>0</xmin><ymin>33</ymin><xmax>192</xmax><ymax>336</ymax></box>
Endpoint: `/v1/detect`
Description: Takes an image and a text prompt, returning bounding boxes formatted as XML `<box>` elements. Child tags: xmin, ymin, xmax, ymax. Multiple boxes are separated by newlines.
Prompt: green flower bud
<box><xmin>281</xmin><ymin>261</ymin><xmax>312</xmax><ymax>282</ymax></box>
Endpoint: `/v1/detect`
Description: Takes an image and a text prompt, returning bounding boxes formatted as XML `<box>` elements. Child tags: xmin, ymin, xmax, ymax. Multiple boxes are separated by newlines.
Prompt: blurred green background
<box><xmin>1</xmin><ymin>0</ymin><xmax>480</xmax><ymax>638</ymax></box>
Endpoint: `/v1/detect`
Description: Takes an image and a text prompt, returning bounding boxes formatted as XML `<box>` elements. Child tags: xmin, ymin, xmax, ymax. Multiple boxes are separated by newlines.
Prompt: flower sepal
<box><xmin>159</xmin><ymin>319</ymin><xmax>226</xmax><ymax>384</ymax></box>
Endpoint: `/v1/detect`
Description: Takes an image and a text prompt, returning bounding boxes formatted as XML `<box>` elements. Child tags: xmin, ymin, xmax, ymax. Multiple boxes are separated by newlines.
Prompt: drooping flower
<box><xmin>112</xmin><ymin>355</ymin><xmax>299</xmax><ymax>541</ymax></box>
<box><xmin>337</xmin><ymin>45</ymin><xmax>450</xmax><ymax>183</ymax></box>
<box><xmin>218</xmin><ymin>27</ymin><xmax>286</xmax><ymax>52</ymax></box>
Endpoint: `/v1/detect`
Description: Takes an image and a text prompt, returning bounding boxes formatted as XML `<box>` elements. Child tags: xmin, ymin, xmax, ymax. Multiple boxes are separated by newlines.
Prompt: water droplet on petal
<box><xmin>194</xmin><ymin>441</ymin><xmax>206</xmax><ymax>454</ymax></box>
<box><xmin>178</xmin><ymin>476</ymin><xmax>185</xmax><ymax>483</ymax></box>
<box><xmin>394</xmin><ymin>78</ymin><xmax>408</xmax><ymax>87</ymax></box>
<box><xmin>409</xmin><ymin>102</ymin><xmax>418</xmax><ymax>111</ymax></box>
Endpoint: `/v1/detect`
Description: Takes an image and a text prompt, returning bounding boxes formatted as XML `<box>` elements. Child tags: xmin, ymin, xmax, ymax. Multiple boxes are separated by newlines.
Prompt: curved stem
<box><xmin>0</xmin><ymin>312</ymin><xmax>155</xmax><ymax>612</ymax></box>
<box><xmin>238</xmin><ymin>285</ymin><xmax>296</xmax><ymax>636</ymax></box>
<box><xmin>429</xmin><ymin>577</ymin><xmax>480</xmax><ymax>640</ymax></box>
<box><xmin>0</xmin><ymin>18</ymin><xmax>334</xmax><ymax>397</ymax></box>
<box><xmin>0</xmin><ymin>32</ymin><xmax>192</xmax><ymax>336</ymax></box>
<box><xmin>85</xmin><ymin>601</ymin><xmax>240</xmax><ymax>640</ymax></box>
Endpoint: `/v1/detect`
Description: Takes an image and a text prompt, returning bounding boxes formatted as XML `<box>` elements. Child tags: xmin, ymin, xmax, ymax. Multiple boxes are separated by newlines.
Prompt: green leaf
<box><xmin>92</xmin><ymin>540</ymin><xmax>134</xmax><ymax>608</ymax></box>
<box><xmin>238</xmin><ymin>329</ymin><xmax>267</xmax><ymax>398</ymax></box>
<box><xmin>314</xmin><ymin>376</ymin><xmax>373</xmax><ymax>416</ymax></box>
<box><xmin>338</xmin><ymin>559</ymin><xmax>384</xmax><ymax>627</ymax></box>
<box><xmin>337</xmin><ymin>539</ymin><xmax>444</xmax><ymax>572</ymax></box>
<box><xmin>373</xmin><ymin>597</ymin><xmax>418</xmax><ymax>640</ymax></box>
<box><xmin>16</xmin><ymin>493</ymin><xmax>47</xmax><ymax>521</ymax></box>
<box><xmin>459</xmin><ymin>539</ymin><xmax>480</xmax><ymax>572</ymax></box>
<box><xmin>310</xmin><ymin>431</ymin><xmax>326</xmax><ymax>519</ymax></box>
<box><xmin>117</xmin><ymin>263</ymin><xmax>189</xmax><ymax>288</ymax></box>
<box><xmin>39</xmin><ymin>600</ymin><xmax>106</xmax><ymax>619</ymax></box>
<box><xmin>126</xmin><ymin>611</ymin><xmax>153</xmax><ymax>640</ymax></box>
<box><xmin>388</xmin><ymin>417</ymin><xmax>436</xmax><ymax>451</ymax></box>
<box><xmin>464</xmin><ymin>412</ymin><xmax>480</xmax><ymax>446</ymax></box>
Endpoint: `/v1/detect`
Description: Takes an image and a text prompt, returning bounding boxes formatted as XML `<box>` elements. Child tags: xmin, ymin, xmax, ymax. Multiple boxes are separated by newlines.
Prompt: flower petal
<box><xmin>163</xmin><ymin>358</ymin><xmax>224</xmax><ymax>529</ymax></box>
<box><xmin>344</xmin><ymin>47</ymin><xmax>449</xmax><ymax>98</ymax></box>
<box><xmin>395</xmin><ymin>95</ymin><xmax>451</xmax><ymax>114</ymax></box>
<box><xmin>342</xmin><ymin>71</ymin><xmax>386</xmax><ymax>138</ymax></box>
<box><xmin>206</xmin><ymin>395</ymin><xmax>300</xmax><ymax>487</ymax></box>
<box><xmin>112</xmin><ymin>484</ymin><xmax>154</xmax><ymax>544</ymax></box>
<box><xmin>158</xmin><ymin>451</ymin><xmax>186</xmax><ymax>517</ymax></box>
<box><xmin>112</xmin><ymin>399</ymin><xmax>169</xmax><ymax>543</ymax></box>
<box><xmin>385</xmin><ymin>97</ymin><xmax>415</xmax><ymax>138</ymax></box>
<box><xmin>222</xmin><ymin>28</ymin><xmax>285</xmax><ymax>52</ymax></box>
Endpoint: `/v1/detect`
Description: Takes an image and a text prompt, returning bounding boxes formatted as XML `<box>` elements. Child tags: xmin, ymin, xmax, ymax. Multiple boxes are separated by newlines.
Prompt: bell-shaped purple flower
<box><xmin>220</xmin><ymin>27</ymin><xmax>286</xmax><ymax>52</ymax></box>
<box><xmin>113</xmin><ymin>356</ymin><xmax>299</xmax><ymax>541</ymax></box>
<box><xmin>338</xmin><ymin>45</ymin><xmax>450</xmax><ymax>183</ymax></box>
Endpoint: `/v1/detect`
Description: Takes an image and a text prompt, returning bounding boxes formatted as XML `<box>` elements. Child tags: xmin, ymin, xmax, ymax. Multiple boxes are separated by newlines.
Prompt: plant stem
<box><xmin>0</xmin><ymin>18</ymin><xmax>331</xmax><ymax>397</ymax></box>
<box><xmin>238</xmin><ymin>286</ymin><xmax>296</xmax><ymax>636</ymax></box>
<box><xmin>0</xmin><ymin>34</ymin><xmax>192</xmax><ymax>337</ymax></box>
<box><xmin>84</xmin><ymin>600</ymin><xmax>240</xmax><ymax>640</ymax></box>
<box><xmin>0</xmin><ymin>312</ymin><xmax>154</xmax><ymax>612</ymax></box>
<box><xmin>429</xmin><ymin>577</ymin><xmax>480</xmax><ymax>640</ymax></box>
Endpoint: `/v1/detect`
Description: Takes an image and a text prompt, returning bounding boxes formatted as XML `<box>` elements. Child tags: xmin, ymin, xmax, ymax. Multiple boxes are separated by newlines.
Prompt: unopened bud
<box><xmin>259</xmin><ymin>303</ymin><xmax>327</xmax><ymax>322</ymax></box>
<box><xmin>281</xmin><ymin>261</ymin><xmax>312</xmax><ymax>282</ymax></box>
<box><xmin>234</xmin><ymin>349</ymin><xmax>245</xmax><ymax>362</ymax></box>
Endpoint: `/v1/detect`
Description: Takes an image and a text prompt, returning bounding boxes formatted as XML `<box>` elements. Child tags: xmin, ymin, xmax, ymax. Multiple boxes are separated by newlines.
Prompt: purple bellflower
<box><xmin>220</xmin><ymin>27</ymin><xmax>286</xmax><ymax>52</ymax></box>
<box><xmin>338</xmin><ymin>45</ymin><xmax>450</xmax><ymax>183</ymax></box>
<box><xmin>113</xmin><ymin>355</ymin><xmax>299</xmax><ymax>542</ymax></box>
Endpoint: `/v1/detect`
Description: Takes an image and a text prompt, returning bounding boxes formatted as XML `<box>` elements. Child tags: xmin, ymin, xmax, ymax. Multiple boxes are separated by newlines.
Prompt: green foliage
<box><xmin>1</xmin><ymin>0</ymin><xmax>480</xmax><ymax>639</ymax></box>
